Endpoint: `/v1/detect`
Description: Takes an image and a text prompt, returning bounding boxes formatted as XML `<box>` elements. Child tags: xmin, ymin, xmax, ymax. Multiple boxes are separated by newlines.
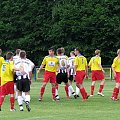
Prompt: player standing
<box><xmin>56</xmin><ymin>48</ymin><xmax>77</xmax><ymax>99</ymax></box>
<box><xmin>37</xmin><ymin>48</ymin><xmax>59</xmax><ymax>101</ymax></box>
<box><xmin>0</xmin><ymin>52</ymin><xmax>15</xmax><ymax>111</ymax></box>
<box><xmin>111</xmin><ymin>49</ymin><xmax>120</xmax><ymax>101</ymax></box>
<box><xmin>89</xmin><ymin>50</ymin><xmax>105</xmax><ymax>97</ymax></box>
<box><xmin>15</xmin><ymin>50</ymin><xmax>32</xmax><ymax>112</ymax></box>
<box><xmin>74</xmin><ymin>48</ymin><xmax>89</xmax><ymax>101</ymax></box>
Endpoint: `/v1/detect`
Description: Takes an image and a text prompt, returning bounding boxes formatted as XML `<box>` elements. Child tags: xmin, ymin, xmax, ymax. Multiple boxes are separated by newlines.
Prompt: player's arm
<box><xmin>98</xmin><ymin>57</ymin><xmax>105</xmax><ymax>73</ymax></box>
<box><xmin>88</xmin><ymin>58</ymin><xmax>92</xmax><ymax>68</ymax></box>
<box><xmin>74</xmin><ymin>57</ymin><xmax>78</xmax><ymax>73</ymax></box>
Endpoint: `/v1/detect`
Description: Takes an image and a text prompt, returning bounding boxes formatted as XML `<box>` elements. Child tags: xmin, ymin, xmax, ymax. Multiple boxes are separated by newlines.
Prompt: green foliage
<box><xmin>0</xmin><ymin>0</ymin><xmax>120</xmax><ymax>65</ymax></box>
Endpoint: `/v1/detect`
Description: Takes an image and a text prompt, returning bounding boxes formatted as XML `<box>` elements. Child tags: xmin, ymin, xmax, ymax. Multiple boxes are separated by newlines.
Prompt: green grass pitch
<box><xmin>0</xmin><ymin>80</ymin><xmax>120</xmax><ymax>120</ymax></box>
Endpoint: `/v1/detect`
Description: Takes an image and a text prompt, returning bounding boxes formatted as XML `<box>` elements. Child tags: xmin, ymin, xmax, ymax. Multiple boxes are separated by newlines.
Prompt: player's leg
<box><xmin>111</xmin><ymin>83</ymin><xmax>120</xmax><ymax>101</ymax></box>
<box><xmin>39</xmin><ymin>71</ymin><xmax>49</xmax><ymax>101</ymax></box>
<box><xmin>98</xmin><ymin>79</ymin><xmax>105</xmax><ymax>96</ymax></box>
<box><xmin>76</xmin><ymin>86</ymin><xmax>80</xmax><ymax>97</ymax></box>
<box><xmin>90</xmin><ymin>81</ymin><xmax>96</xmax><ymax>96</ymax></box>
<box><xmin>9</xmin><ymin>81</ymin><xmax>15</xmax><ymax>111</ymax></box>
<box><xmin>55</xmin><ymin>83</ymin><xmax>60</xmax><ymax>100</ymax></box>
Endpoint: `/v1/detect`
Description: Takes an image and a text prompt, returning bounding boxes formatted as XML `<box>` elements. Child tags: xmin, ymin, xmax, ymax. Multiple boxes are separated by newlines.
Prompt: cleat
<box><xmin>97</xmin><ymin>92</ymin><xmax>104</xmax><ymax>97</ymax></box>
<box><xmin>25</xmin><ymin>102</ymin><xmax>31</xmax><ymax>112</ymax></box>
<box><xmin>82</xmin><ymin>99</ymin><xmax>87</xmax><ymax>102</ymax></box>
<box><xmin>0</xmin><ymin>107</ymin><xmax>1</xmax><ymax>111</ymax></box>
<box><xmin>55</xmin><ymin>95</ymin><xmax>60</xmax><ymax>101</ymax></box>
<box><xmin>10</xmin><ymin>108</ymin><xmax>16</xmax><ymax>111</ymax></box>
<box><xmin>38</xmin><ymin>97</ymin><xmax>42</xmax><ymax>102</ymax></box>
<box><xmin>90</xmin><ymin>94</ymin><xmax>93</xmax><ymax>97</ymax></box>
<box><xmin>20</xmin><ymin>106</ymin><xmax>24</xmax><ymax>111</ymax></box>
<box><xmin>86</xmin><ymin>95</ymin><xmax>90</xmax><ymax>99</ymax></box>
<box><xmin>76</xmin><ymin>95</ymin><xmax>80</xmax><ymax>98</ymax></box>
<box><xmin>111</xmin><ymin>97</ymin><xmax>119</xmax><ymax>101</ymax></box>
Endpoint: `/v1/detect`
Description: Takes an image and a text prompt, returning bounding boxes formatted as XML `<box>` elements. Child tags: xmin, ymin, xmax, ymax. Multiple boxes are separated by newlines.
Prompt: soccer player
<box><xmin>111</xmin><ymin>49</ymin><xmax>120</xmax><ymax>101</ymax></box>
<box><xmin>13</xmin><ymin>49</ymin><xmax>21</xmax><ymax>100</ymax></box>
<box><xmin>89</xmin><ymin>49</ymin><xmax>105</xmax><ymax>97</ymax></box>
<box><xmin>74</xmin><ymin>48</ymin><xmax>89</xmax><ymax>101</ymax></box>
<box><xmin>56</xmin><ymin>48</ymin><xmax>77</xmax><ymax>99</ymax></box>
<box><xmin>0</xmin><ymin>49</ymin><xmax>4</xmax><ymax>85</ymax></box>
<box><xmin>15</xmin><ymin>50</ymin><xmax>32</xmax><ymax>112</ymax></box>
<box><xmin>68</xmin><ymin>51</ymin><xmax>80</xmax><ymax>97</ymax></box>
<box><xmin>0</xmin><ymin>52</ymin><xmax>15</xmax><ymax>111</ymax></box>
<box><xmin>37</xmin><ymin>48</ymin><xmax>59</xmax><ymax>101</ymax></box>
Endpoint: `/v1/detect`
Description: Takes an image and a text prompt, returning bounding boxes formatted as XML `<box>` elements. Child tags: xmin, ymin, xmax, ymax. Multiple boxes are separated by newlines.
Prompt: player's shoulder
<box><xmin>114</xmin><ymin>57</ymin><xmax>119</xmax><ymax>61</ymax></box>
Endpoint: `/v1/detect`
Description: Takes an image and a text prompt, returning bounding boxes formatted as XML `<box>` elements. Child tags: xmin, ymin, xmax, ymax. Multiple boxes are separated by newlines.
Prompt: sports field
<box><xmin>0</xmin><ymin>80</ymin><xmax>120</xmax><ymax>120</ymax></box>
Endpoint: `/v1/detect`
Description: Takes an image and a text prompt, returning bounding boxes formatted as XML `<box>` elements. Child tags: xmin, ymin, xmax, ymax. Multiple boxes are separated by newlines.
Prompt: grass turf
<box><xmin>0</xmin><ymin>80</ymin><xmax>119</xmax><ymax>120</ymax></box>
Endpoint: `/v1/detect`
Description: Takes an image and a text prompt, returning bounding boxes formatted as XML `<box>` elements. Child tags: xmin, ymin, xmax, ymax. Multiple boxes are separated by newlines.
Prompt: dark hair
<box><xmin>6</xmin><ymin>52</ymin><xmax>13</xmax><ymax>60</ymax></box>
<box><xmin>75</xmin><ymin>48</ymin><xmax>80</xmax><ymax>53</ymax></box>
<box><xmin>61</xmin><ymin>47</ymin><xmax>65</xmax><ymax>53</ymax></box>
<box><xmin>16</xmin><ymin>49</ymin><xmax>21</xmax><ymax>55</ymax></box>
<box><xmin>48</xmin><ymin>47</ymin><xmax>54</xmax><ymax>51</ymax></box>
<box><xmin>57</xmin><ymin>48</ymin><xmax>62</xmax><ymax>55</ymax></box>
<box><xmin>20</xmin><ymin>50</ymin><xmax>26</xmax><ymax>59</ymax></box>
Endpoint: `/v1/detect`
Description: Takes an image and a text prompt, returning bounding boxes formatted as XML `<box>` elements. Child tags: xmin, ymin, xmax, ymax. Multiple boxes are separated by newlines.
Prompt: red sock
<box><xmin>99</xmin><ymin>85</ymin><xmax>104</xmax><ymax>93</ymax></box>
<box><xmin>40</xmin><ymin>87</ymin><xmax>45</xmax><ymax>98</ymax></box>
<box><xmin>52</xmin><ymin>87</ymin><xmax>56</xmax><ymax>99</ymax></box>
<box><xmin>91</xmin><ymin>86</ymin><xmax>95</xmax><ymax>95</ymax></box>
<box><xmin>10</xmin><ymin>97</ymin><xmax>14</xmax><ymax>109</ymax></box>
<box><xmin>0</xmin><ymin>96</ymin><xmax>4</xmax><ymax>107</ymax></box>
<box><xmin>64</xmin><ymin>85</ymin><xmax>69</xmax><ymax>97</ymax></box>
<box><xmin>56</xmin><ymin>84</ymin><xmax>59</xmax><ymax>90</ymax></box>
<box><xmin>112</xmin><ymin>87</ymin><xmax>119</xmax><ymax>99</ymax></box>
<box><xmin>80</xmin><ymin>88</ymin><xmax>87</xmax><ymax>99</ymax></box>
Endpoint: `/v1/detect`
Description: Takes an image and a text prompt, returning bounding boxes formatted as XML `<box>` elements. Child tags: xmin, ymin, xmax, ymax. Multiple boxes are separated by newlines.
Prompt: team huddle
<box><xmin>0</xmin><ymin>47</ymin><xmax>120</xmax><ymax>112</ymax></box>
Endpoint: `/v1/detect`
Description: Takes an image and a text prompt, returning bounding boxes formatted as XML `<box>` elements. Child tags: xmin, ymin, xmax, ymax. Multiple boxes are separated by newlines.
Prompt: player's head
<box><xmin>6</xmin><ymin>52</ymin><xmax>14</xmax><ymax>61</ymax></box>
<box><xmin>61</xmin><ymin>47</ymin><xmax>65</xmax><ymax>54</ymax></box>
<box><xmin>117</xmin><ymin>49</ymin><xmax>120</xmax><ymax>56</ymax></box>
<box><xmin>70</xmin><ymin>51</ymin><xmax>75</xmax><ymax>57</ymax></box>
<box><xmin>57</xmin><ymin>48</ymin><xmax>62</xmax><ymax>55</ymax></box>
<box><xmin>48</xmin><ymin>47</ymin><xmax>54</xmax><ymax>56</ymax></box>
<box><xmin>20</xmin><ymin>50</ymin><xmax>26</xmax><ymax>59</ymax></box>
<box><xmin>0</xmin><ymin>49</ymin><xmax>2</xmax><ymax>55</ymax></box>
<box><xmin>95</xmin><ymin>49</ymin><xmax>101</xmax><ymax>56</ymax></box>
<box><xmin>16</xmin><ymin>49</ymin><xmax>21</xmax><ymax>55</ymax></box>
<box><xmin>74</xmin><ymin>48</ymin><xmax>80</xmax><ymax>55</ymax></box>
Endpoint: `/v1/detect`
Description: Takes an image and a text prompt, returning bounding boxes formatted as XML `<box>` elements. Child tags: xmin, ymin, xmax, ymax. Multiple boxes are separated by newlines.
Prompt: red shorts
<box><xmin>115</xmin><ymin>72</ymin><xmax>120</xmax><ymax>83</ymax></box>
<box><xmin>76</xmin><ymin>71</ymin><xmax>85</xmax><ymax>84</ymax></box>
<box><xmin>1</xmin><ymin>81</ymin><xmax>14</xmax><ymax>96</ymax></box>
<box><xmin>92</xmin><ymin>70</ymin><xmax>104</xmax><ymax>81</ymax></box>
<box><xmin>43</xmin><ymin>71</ymin><xmax>56</xmax><ymax>83</ymax></box>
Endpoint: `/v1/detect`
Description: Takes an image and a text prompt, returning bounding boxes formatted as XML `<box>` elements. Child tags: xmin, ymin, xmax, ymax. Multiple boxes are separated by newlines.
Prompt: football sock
<box><xmin>10</xmin><ymin>96</ymin><xmax>14</xmax><ymax>109</ymax></box>
<box><xmin>99</xmin><ymin>85</ymin><xmax>104</xmax><ymax>93</ymax></box>
<box><xmin>91</xmin><ymin>85</ymin><xmax>95</xmax><ymax>95</ymax></box>
<box><xmin>40</xmin><ymin>87</ymin><xmax>45</xmax><ymax>98</ymax></box>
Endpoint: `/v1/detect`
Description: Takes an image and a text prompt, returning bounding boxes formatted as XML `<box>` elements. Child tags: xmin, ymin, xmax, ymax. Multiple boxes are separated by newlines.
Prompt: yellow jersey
<box><xmin>1</xmin><ymin>60</ymin><xmax>14</xmax><ymax>86</ymax></box>
<box><xmin>89</xmin><ymin>56</ymin><xmax>101</xmax><ymax>70</ymax></box>
<box><xmin>74</xmin><ymin>55</ymin><xmax>87</xmax><ymax>71</ymax></box>
<box><xmin>42</xmin><ymin>56</ymin><xmax>59</xmax><ymax>72</ymax></box>
<box><xmin>112</xmin><ymin>57</ymin><xmax>120</xmax><ymax>72</ymax></box>
<box><xmin>0</xmin><ymin>56</ymin><xmax>4</xmax><ymax>77</ymax></box>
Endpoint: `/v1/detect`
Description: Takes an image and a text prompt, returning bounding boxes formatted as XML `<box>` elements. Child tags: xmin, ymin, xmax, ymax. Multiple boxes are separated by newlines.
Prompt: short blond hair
<box><xmin>95</xmin><ymin>49</ymin><xmax>101</xmax><ymax>55</ymax></box>
<box><xmin>117</xmin><ymin>49</ymin><xmax>120</xmax><ymax>55</ymax></box>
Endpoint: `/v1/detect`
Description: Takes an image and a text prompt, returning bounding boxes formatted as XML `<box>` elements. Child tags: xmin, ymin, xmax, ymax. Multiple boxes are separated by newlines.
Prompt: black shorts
<box><xmin>69</xmin><ymin>75</ymin><xmax>74</xmax><ymax>81</ymax></box>
<box><xmin>16</xmin><ymin>78</ymin><xmax>30</xmax><ymax>92</ymax></box>
<box><xmin>56</xmin><ymin>73</ymin><xmax>68</xmax><ymax>84</ymax></box>
<box><xmin>14</xmin><ymin>73</ymin><xmax>17</xmax><ymax>83</ymax></box>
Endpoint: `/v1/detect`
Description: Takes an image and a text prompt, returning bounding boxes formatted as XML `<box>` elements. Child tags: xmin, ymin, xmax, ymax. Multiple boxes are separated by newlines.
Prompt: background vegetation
<box><xmin>0</xmin><ymin>0</ymin><xmax>120</xmax><ymax>65</ymax></box>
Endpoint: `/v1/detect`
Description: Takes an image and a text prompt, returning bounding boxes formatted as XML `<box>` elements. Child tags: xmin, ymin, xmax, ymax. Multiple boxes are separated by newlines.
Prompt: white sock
<box><xmin>22</xmin><ymin>92</ymin><xmax>26</xmax><ymax>100</ymax></box>
<box><xmin>14</xmin><ymin>85</ymin><xmax>18</xmax><ymax>99</ymax></box>
<box><xmin>55</xmin><ymin>89</ymin><xmax>59</xmax><ymax>96</ymax></box>
<box><xmin>68</xmin><ymin>85</ymin><xmax>75</xmax><ymax>96</ymax></box>
<box><xmin>25</xmin><ymin>95</ymin><xmax>30</xmax><ymax>103</ymax></box>
<box><xmin>18</xmin><ymin>96</ymin><xmax>23</xmax><ymax>106</ymax></box>
<box><xmin>76</xmin><ymin>86</ymin><xmax>80</xmax><ymax>95</ymax></box>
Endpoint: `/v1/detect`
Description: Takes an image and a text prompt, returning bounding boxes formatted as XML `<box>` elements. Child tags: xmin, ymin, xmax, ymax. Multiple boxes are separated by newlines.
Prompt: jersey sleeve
<box><xmin>112</xmin><ymin>58</ymin><xmax>116</xmax><ymax>68</ymax></box>
<box><xmin>41</xmin><ymin>57</ymin><xmax>46</xmax><ymax>65</ymax></box>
